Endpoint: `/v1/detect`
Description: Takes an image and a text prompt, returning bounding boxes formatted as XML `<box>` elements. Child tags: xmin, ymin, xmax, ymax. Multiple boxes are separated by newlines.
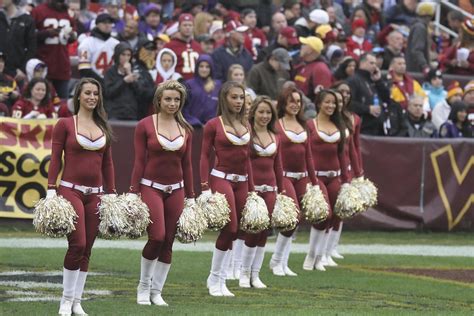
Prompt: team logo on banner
<box><xmin>0</xmin><ymin>118</ymin><xmax>59</xmax><ymax>219</ymax></box>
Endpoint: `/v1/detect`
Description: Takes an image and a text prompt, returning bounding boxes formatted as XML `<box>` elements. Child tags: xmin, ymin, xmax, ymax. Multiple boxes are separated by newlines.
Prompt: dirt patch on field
<box><xmin>382</xmin><ymin>268</ymin><xmax>474</xmax><ymax>284</ymax></box>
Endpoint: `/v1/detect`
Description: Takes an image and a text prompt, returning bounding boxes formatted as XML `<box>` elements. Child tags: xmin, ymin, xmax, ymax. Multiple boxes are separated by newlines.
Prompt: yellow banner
<box><xmin>0</xmin><ymin>117</ymin><xmax>59</xmax><ymax>219</ymax></box>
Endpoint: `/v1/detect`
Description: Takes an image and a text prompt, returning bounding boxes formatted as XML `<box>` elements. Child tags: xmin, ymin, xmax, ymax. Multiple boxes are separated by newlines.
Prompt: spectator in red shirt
<box><xmin>12</xmin><ymin>77</ymin><xmax>55</xmax><ymax>118</ymax></box>
<box><xmin>346</xmin><ymin>19</ymin><xmax>373</xmax><ymax>60</ymax></box>
<box><xmin>439</xmin><ymin>18</ymin><xmax>474</xmax><ymax>76</ymax></box>
<box><xmin>241</xmin><ymin>8</ymin><xmax>267</xmax><ymax>60</ymax></box>
<box><xmin>215</xmin><ymin>1</ymin><xmax>240</xmax><ymax>23</ymax></box>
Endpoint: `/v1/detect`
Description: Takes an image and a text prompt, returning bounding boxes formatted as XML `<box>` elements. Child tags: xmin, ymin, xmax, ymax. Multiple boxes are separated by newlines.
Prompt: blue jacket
<box><xmin>423</xmin><ymin>82</ymin><xmax>447</xmax><ymax>111</ymax></box>
<box><xmin>183</xmin><ymin>54</ymin><xmax>222</xmax><ymax>127</ymax></box>
<box><xmin>211</xmin><ymin>44</ymin><xmax>253</xmax><ymax>82</ymax></box>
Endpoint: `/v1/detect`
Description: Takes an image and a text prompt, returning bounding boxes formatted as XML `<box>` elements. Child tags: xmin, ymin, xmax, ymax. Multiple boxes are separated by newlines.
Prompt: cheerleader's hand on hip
<box><xmin>46</xmin><ymin>189</ymin><xmax>57</xmax><ymax>199</ymax></box>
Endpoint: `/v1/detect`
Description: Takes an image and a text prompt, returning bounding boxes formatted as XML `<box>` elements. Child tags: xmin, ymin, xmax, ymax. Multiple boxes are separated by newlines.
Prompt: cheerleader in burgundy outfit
<box><xmin>269</xmin><ymin>86</ymin><xmax>319</xmax><ymax>276</ymax></box>
<box><xmin>47</xmin><ymin>78</ymin><xmax>115</xmax><ymax>316</ymax></box>
<box><xmin>304</xmin><ymin>89</ymin><xmax>351</xmax><ymax>271</ymax></box>
<box><xmin>239</xmin><ymin>96</ymin><xmax>284</xmax><ymax>289</ymax></box>
<box><xmin>131</xmin><ymin>81</ymin><xmax>194</xmax><ymax>306</ymax></box>
<box><xmin>201</xmin><ymin>81</ymin><xmax>255</xmax><ymax>297</ymax></box>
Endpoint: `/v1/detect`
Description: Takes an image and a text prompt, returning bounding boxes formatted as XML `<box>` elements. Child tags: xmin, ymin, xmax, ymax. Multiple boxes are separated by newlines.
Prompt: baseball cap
<box><xmin>416</xmin><ymin>2</ymin><xmax>436</xmax><ymax>17</ymax></box>
<box><xmin>315</xmin><ymin>24</ymin><xmax>332</xmax><ymax>39</ymax></box>
<box><xmin>299</xmin><ymin>36</ymin><xmax>324</xmax><ymax>54</ymax></box>
<box><xmin>179</xmin><ymin>13</ymin><xmax>194</xmax><ymax>24</ymax></box>
<box><xmin>155</xmin><ymin>33</ymin><xmax>170</xmax><ymax>43</ymax></box>
<box><xmin>446</xmin><ymin>81</ymin><xmax>463</xmax><ymax>100</ymax></box>
<box><xmin>352</xmin><ymin>18</ymin><xmax>367</xmax><ymax>31</ymax></box>
<box><xmin>210</xmin><ymin>20</ymin><xmax>223</xmax><ymax>35</ymax></box>
<box><xmin>225</xmin><ymin>20</ymin><xmax>249</xmax><ymax>33</ymax></box>
<box><xmin>96</xmin><ymin>13</ymin><xmax>116</xmax><ymax>24</ymax></box>
<box><xmin>309</xmin><ymin>9</ymin><xmax>329</xmax><ymax>25</ymax></box>
<box><xmin>279</xmin><ymin>26</ymin><xmax>299</xmax><ymax>45</ymax></box>
<box><xmin>271</xmin><ymin>48</ymin><xmax>291</xmax><ymax>71</ymax></box>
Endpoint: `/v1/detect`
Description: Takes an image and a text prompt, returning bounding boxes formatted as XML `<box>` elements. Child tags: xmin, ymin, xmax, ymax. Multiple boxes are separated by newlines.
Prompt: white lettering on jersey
<box><xmin>78</xmin><ymin>36</ymin><xmax>119</xmax><ymax>77</ymax></box>
<box><xmin>43</xmin><ymin>18</ymin><xmax>71</xmax><ymax>45</ymax></box>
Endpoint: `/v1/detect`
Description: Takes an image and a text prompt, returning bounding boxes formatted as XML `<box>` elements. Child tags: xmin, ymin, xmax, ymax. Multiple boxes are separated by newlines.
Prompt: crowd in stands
<box><xmin>0</xmin><ymin>0</ymin><xmax>473</xmax><ymax>138</ymax></box>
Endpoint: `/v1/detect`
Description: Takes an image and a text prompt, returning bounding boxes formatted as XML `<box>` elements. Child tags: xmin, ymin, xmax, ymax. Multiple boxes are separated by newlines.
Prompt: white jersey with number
<box><xmin>78</xmin><ymin>35</ymin><xmax>120</xmax><ymax>78</ymax></box>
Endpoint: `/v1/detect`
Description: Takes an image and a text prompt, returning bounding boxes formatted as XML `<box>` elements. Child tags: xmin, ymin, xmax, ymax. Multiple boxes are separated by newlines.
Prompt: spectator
<box><xmin>334</xmin><ymin>56</ymin><xmax>357</xmax><ymax>82</ymax></box>
<box><xmin>347</xmin><ymin>53</ymin><xmax>391</xmax><ymax>135</ymax></box>
<box><xmin>432</xmin><ymin>81</ymin><xmax>464</xmax><ymax>130</ymax></box>
<box><xmin>267</xmin><ymin>12</ymin><xmax>288</xmax><ymax>45</ymax></box>
<box><xmin>24</xmin><ymin>58</ymin><xmax>61</xmax><ymax>110</ymax></box>
<box><xmin>294</xmin><ymin>36</ymin><xmax>333</xmax><ymax>102</ymax></box>
<box><xmin>196</xmin><ymin>34</ymin><xmax>216</xmax><ymax>55</ymax></box>
<box><xmin>443</xmin><ymin>10</ymin><xmax>465</xmax><ymax>50</ymax></box>
<box><xmin>406</xmin><ymin>2</ymin><xmax>436</xmax><ymax>74</ymax></box>
<box><xmin>282</xmin><ymin>0</ymin><xmax>302</xmax><ymax>26</ymax></box>
<box><xmin>193</xmin><ymin>11</ymin><xmax>214</xmax><ymax>38</ymax></box>
<box><xmin>155</xmin><ymin>48</ymin><xmax>182</xmax><ymax>84</ymax></box>
<box><xmin>227</xmin><ymin>64</ymin><xmax>256</xmax><ymax>99</ymax></box>
<box><xmin>154</xmin><ymin>33</ymin><xmax>170</xmax><ymax>52</ymax></box>
<box><xmin>139</xmin><ymin>3</ymin><xmax>164</xmax><ymax>40</ymax></box>
<box><xmin>183</xmin><ymin>54</ymin><xmax>221</xmax><ymax>127</ymax></box>
<box><xmin>345</xmin><ymin>6</ymin><xmax>371</xmax><ymax>36</ymax></box>
<box><xmin>164</xmin><ymin>14</ymin><xmax>202</xmax><ymax>80</ymax></box>
<box><xmin>209</xmin><ymin>20</ymin><xmax>225</xmax><ymax>44</ymax></box>
<box><xmin>116</xmin><ymin>18</ymin><xmax>147</xmax><ymax>52</ymax></box>
<box><xmin>241</xmin><ymin>8</ymin><xmax>267</xmax><ymax>59</ymax></box>
<box><xmin>388</xmin><ymin>55</ymin><xmax>427</xmax><ymax>110</ymax></box>
<box><xmin>11</xmin><ymin>78</ymin><xmax>55</xmax><ymax>119</ymax></box>
<box><xmin>0</xmin><ymin>52</ymin><xmax>20</xmax><ymax>109</ymax></box>
<box><xmin>385</xmin><ymin>0</ymin><xmax>417</xmax><ymax>26</ymax></box>
<box><xmin>381</xmin><ymin>30</ymin><xmax>404</xmax><ymax>70</ymax></box>
<box><xmin>211</xmin><ymin>20</ymin><xmax>253</xmax><ymax>82</ymax></box>
<box><xmin>103</xmin><ymin>42</ymin><xmax>141</xmax><ymax>120</ymax></box>
<box><xmin>439</xmin><ymin>18</ymin><xmax>474</xmax><ymax>76</ymax></box>
<box><xmin>294</xmin><ymin>9</ymin><xmax>329</xmax><ymax>38</ymax></box>
<box><xmin>247</xmin><ymin>48</ymin><xmax>291</xmax><ymax>100</ymax></box>
<box><xmin>181</xmin><ymin>0</ymin><xmax>204</xmax><ymax>15</ymax></box>
<box><xmin>215</xmin><ymin>1</ymin><xmax>240</xmax><ymax>23</ymax></box>
<box><xmin>402</xmin><ymin>94</ymin><xmax>437</xmax><ymax>138</ymax></box>
<box><xmin>257</xmin><ymin>26</ymin><xmax>299</xmax><ymax>63</ymax></box>
<box><xmin>0</xmin><ymin>0</ymin><xmax>36</xmax><ymax>83</ymax></box>
<box><xmin>326</xmin><ymin>44</ymin><xmax>345</xmax><ymax>72</ymax></box>
<box><xmin>105</xmin><ymin>0</ymin><xmax>125</xmax><ymax>37</ymax></box>
<box><xmin>346</xmin><ymin>18</ymin><xmax>373</xmax><ymax>60</ymax></box>
<box><xmin>462</xmin><ymin>80</ymin><xmax>474</xmax><ymax>126</ymax></box>
<box><xmin>281</xmin><ymin>80</ymin><xmax>316</xmax><ymax>119</ymax></box>
<box><xmin>439</xmin><ymin>101</ymin><xmax>473</xmax><ymax>138</ymax></box>
<box><xmin>32</xmin><ymin>0</ymin><xmax>76</xmax><ymax>99</ymax></box>
<box><xmin>356</xmin><ymin>0</ymin><xmax>385</xmax><ymax>42</ymax></box>
<box><xmin>422</xmin><ymin>69</ymin><xmax>447</xmax><ymax>111</ymax></box>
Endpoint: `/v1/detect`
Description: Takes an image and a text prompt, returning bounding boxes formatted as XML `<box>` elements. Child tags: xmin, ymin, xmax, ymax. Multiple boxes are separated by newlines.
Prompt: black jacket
<box><xmin>406</xmin><ymin>19</ymin><xmax>430</xmax><ymax>73</ymax></box>
<box><xmin>0</xmin><ymin>9</ymin><xmax>36</xmax><ymax>76</ymax></box>
<box><xmin>347</xmin><ymin>69</ymin><xmax>391</xmax><ymax>135</ymax></box>
<box><xmin>402</xmin><ymin>113</ymin><xmax>438</xmax><ymax>138</ymax></box>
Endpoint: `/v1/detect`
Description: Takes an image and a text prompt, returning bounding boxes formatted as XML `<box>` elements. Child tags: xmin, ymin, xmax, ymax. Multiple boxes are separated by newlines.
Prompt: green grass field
<box><xmin>1</xmin><ymin>235</ymin><xmax>473</xmax><ymax>316</ymax></box>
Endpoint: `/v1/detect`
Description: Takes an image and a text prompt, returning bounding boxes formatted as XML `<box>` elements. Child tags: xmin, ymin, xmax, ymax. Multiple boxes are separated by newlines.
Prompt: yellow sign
<box><xmin>0</xmin><ymin>117</ymin><xmax>59</xmax><ymax>219</ymax></box>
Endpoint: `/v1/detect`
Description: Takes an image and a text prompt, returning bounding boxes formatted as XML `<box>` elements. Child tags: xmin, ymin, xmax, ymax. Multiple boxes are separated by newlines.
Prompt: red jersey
<box><xmin>11</xmin><ymin>98</ymin><xmax>56</xmax><ymax>118</ymax></box>
<box><xmin>346</xmin><ymin>36</ymin><xmax>373</xmax><ymax>60</ymax></box>
<box><xmin>32</xmin><ymin>4</ymin><xmax>75</xmax><ymax>80</ymax></box>
<box><xmin>439</xmin><ymin>43</ymin><xmax>474</xmax><ymax>76</ymax></box>
<box><xmin>130</xmin><ymin>116</ymin><xmax>194</xmax><ymax>198</ymax></box>
<box><xmin>164</xmin><ymin>38</ymin><xmax>202</xmax><ymax>81</ymax></box>
<box><xmin>47</xmin><ymin>117</ymin><xmax>115</xmax><ymax>191</ymax></box>
<box><xmin>250</xmin><ymin>135</ymin><xmax>284</xmax><ymax>191</ymax></box>
<box><xmin>246</xmin><ymin>28</ymin><xmax>268</xmax><ymax>59</ymax></box>
<box><xmin>200</xmin><ymin>117</ymin><xmax>254</xmax><ymax>189</ymax></box>
<box><xmin>294</xmin><ymin>59</ymin><xmax>333</xmax><ymax>99</ymax></box>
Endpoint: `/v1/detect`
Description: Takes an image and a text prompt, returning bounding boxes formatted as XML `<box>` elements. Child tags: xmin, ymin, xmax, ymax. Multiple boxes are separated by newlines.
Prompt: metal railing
<box><xmin>434</xmin><ymin>0</ymin><xmax>474</xmax><ymax>38</ymax></box>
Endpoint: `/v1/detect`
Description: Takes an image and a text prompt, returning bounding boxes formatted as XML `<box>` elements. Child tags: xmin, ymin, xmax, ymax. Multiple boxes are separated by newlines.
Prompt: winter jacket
<box><xmin>247</xmin><ymin>59</ymin><xmax>289</xmax><ymax>100</ymax></box>
<box><xmin>211</xmin><ymin>44</ymin><xmax>253</xmax><ymax>82</ymax></box>
<box><xmin>432</xmin><ymin>100</ymin><xmax>451</xmax><ymax>130</ymax></box>
<box><xmin>346</xmin><ymin>35</ymin><xmax>372</xmax><ymax>60</ymax></box>
<box><xmin>422</xmin><ymin>82</ymin><xmax>447</xmax><ymax>111</ymax></box>
<box><xmin>402</xmin><ymin>113</ymin><xmax>437</xmax><ymax>138</ymax></box>
<box><xmin>183</xmin><ymin>55</ymin><xmax>222</xmax><ymax>127</ymax></box>
<box><xmin>294</xmin><ymin>57</ymin><xmax>334</xmax><ymax>102</ymax></box>
<box><xmin>406</xmin><ymin>19</ymin><xmax>430</xmax><ymax>73</ymax></box>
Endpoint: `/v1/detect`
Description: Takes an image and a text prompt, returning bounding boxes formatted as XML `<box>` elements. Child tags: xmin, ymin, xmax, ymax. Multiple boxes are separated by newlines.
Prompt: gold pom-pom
<box><xmin>301</xmin><ymin>184</ymin><xmax>330</xmax><ymax>224</ymax></box>
<box><xmin>176</xmin><ymin>199</ymin><xmax>207</xmax><ymax>243</ymax></box>
<box><xmin>122</xmin><ymin>193</ymin><xmax>152</xmax><ymax>239</ymax></box>
<box><xmin>240</xmin><ymin>192</ymin><xmax>270</xmax><ymax>234</ymax></box>
<box><xmin>98</xmin><ymin>194</ymin><xmax>129</xmax><ymax>239</ymax></box>
<box><xmin>197</xmin><ymin>192</ymin><xmax>231</xmax><ymax>231</ymax></box>
<box><xmin>271</xmin><ymin>194</ymin><xmax>299</xmax><ymax>232</ymax></box>
<box><xmin>351</xmin><ymin>177</ymin><xmax>378</xmax><ymax>210</ymax></box>
<box><xmin>33</xmin><ymin>195</ymin><xmax>78</xmax><ymax>238</ymax></box>
<box><xmin>334</xmin><ymin>183</ymin><xmax>365</xmax><ymax>219</ymax></box>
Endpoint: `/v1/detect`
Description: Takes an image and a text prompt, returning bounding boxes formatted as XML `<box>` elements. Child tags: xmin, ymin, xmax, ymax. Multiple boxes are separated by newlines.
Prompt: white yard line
<box><xmin>0</xmin><ymin>238</ymin><xmax>473</xmax><ymax>257</ymax></box>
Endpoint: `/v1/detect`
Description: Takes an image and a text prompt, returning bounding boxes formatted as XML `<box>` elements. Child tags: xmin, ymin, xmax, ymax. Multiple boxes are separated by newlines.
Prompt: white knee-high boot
<box><xmin>232</xmin><ymin>239</ymin><xmax>244</xmax><ymax>279</ymax></box>
<box><xmin>324</xmin><ymin>229</ymin><xmax>338</xmax><ymax>267</ymax></box>
<box><xmin>137</xmin><ymin>257</ymin><xmax>157</xmax><ymax>305</ymax></box>
<box><xmin>330</xmin><ymin>224</ymin><xmax>344</xmax><ymax>259</ymax></box>
<box><xmin>314</xmin><ymin>230</ymin><xmax>330</xmax><ymax>271</ymax></box>
<box><xmin>220</xmin><ymin>250</ymin><xmax>235</xmax><ymax>296</ymax></box>
<box><xmin>59</xmin><ymin>268</ymin><xmax>80</xmax><ymax>316</ymax></box>
<box><xmin>303</xmin><ymin>227</ymin><xmax>324</xmax><ymax>270</ymax></box>
<box><xmin>207</xmin><ymin>247</ymin><xmax>226</xmax><ymax>296</ymax></box>
<box><xmin>150</xmin><ymin>261</ymin><xmax>171</xmax><ymax>306</ymax></box>
<box><xmin>282</xmin><ymin>237</ymin><xmax>297</xmax><ymax>276</ymax></box>
<box><xmin>251</xmin><ymin>246</ymin><xmax>267</xmax><ymax>288</ymax></box>
<box><xmin>239</xmin><ymin>244</ymin><xmax>256</xmax><ymax>288</ymax></box>
<box><xmin>72</xmin><ymin>271</ymin><xmax>88</xmax><ymax>315</ymax></box>
<box><xmin>225</xmin><ymin>249</ymin><xmax>235</xmax><ymax>280</ymax></box>
<box><xmin>269</xmin><ymin>233</ymin><xmax>291</xmax><ymax>276</ymax></box>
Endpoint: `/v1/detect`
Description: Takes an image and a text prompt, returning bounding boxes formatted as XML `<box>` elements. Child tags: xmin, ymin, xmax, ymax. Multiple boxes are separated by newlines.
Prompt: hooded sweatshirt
<box><xmin>24</xmin><ymin>58</ymin><xmax>61</xmax><ymax>107</ymax></box>
<box><xmin>183</xmin><ymin>54</ymin><xmax>222</xmax><ymax>127</ymax></box>
<box><xmin>155</xmin><ymin>48</ymin><xmax>182</xmax><ymax>84</ymax></box>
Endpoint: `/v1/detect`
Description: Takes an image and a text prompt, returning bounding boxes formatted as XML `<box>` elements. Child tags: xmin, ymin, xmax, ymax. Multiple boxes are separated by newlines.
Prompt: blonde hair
<box><xmin>194</xmin><ymin>12</ymin><xmax>214</xmax><ymax>37</ymax></box>
<box><xmin>227</xmin><ymin>64</ymin><xmax>245</xmax><ymax>83</ymax></box>
<box><xmin>153</xmin><ymin>80</ymin><xmax>193</xmax><ymax>131</ymax></box>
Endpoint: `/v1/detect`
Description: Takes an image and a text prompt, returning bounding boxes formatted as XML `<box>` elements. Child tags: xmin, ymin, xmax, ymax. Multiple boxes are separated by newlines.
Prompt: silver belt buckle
<box><xmin>84</xmin><ymin>187</ymin><xmax>93</xmax><ymax>195</ymax></box>
<box><xmin>164</xmin><ymin>185</ymin><xmax>173</xmax><ymax>194</ymax></box>
<box><xmin>296</xmin><ymin>173</ymin><xmax>302</xmax><ymax>180</ymax></box>
<box><xmin>261</xmin><ymin>185</ymin><xmax>268</xmax><ymax>192</ymax></box>
<box><xmin>231</xmin><ymin>175</ymin><xmax>240</xmax><ymax>183</ymax></box>
<box><xmin>328</xmin><ymin>171</ymin><xmax>337</xmax><ymax>178</ymax></box>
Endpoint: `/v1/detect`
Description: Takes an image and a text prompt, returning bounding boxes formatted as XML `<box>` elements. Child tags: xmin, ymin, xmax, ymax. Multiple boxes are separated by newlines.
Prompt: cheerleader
<box><xmin>131</xmin><ymin>80</ymin><xmax>194</xmax><ymax>306</ymax></box>
<box><xmin>201</xmin><ymin>81</ymin><xmax>254</xmax><ymax>297</ymax></box>
<box><xmin>269</xmin><ymin>86</ymin><xmax>319</xmax><ymax>276</ymax></box>
<box><xmin>47</xmin><ymin>78</ymin><xmax>115</xmax><ymax>316</ymax></box>
<box><xmin>239</xmin><ymin>96</ymin><xmax>284</xmax><ymax>288</ymax></box>
<box><xmin>304</xmin><ymin>89</ymin><xmax>352</xmax><ymax>271</ymax></box>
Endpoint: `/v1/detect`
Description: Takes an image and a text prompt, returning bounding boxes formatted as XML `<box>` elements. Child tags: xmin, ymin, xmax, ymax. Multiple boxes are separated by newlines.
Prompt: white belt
<box><xmin>315</xmin><ymin>170</ymin><xmax>341</xmax><ymax>178</ymax></box>
<box><xmin>254</xmin><ymin>185</ymin><xmax>277</xmax><ymax>193</ymax></box>
<box><xmin>60</xmin><ymin>180</ymin><xmax>103</xmax><ymax>195</ymax></box>
<box><xmin>283</xmin><ymin>171</ymin><xmax>308</xmax><ymax>180</ymax></box>
<box><xmin>140</xmin><ymin>178</ymin><xmax>184</xmax><ymax>193</ymax></box>
<box><xmin>210</xmin><ymin>169</ymin><xmax>248</xmax><ymax>182</ymax></box>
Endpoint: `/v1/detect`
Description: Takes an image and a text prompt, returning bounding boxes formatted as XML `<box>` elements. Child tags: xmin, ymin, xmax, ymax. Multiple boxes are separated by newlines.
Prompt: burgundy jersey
<box><xmin>164</xmin><ymin>38</ymin><xmax>202</xmax><ymax>80</ymax></box>
<box><xmin>32</xmin><ymin>4</ymin><xmax>75</xmax><ymax>80</ymax></box>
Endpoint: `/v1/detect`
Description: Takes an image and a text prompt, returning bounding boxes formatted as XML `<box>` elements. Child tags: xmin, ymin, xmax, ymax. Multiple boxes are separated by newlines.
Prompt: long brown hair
<box><xmin>249</xmin><ymin>95</ymin><xmax>277</xmax><ymax>134</ymax></box>
<box><xmin>332</xmin><ymin>81</ymin><xmax>354</xmax><ymax>134</ymax></box>
<box><xmin>217</xmin><ymin>81</ymin><xmax>246</xmax><ymax>124</ymax></box>
<box><xmin>276</xmin><ymin>86</ymin><xmax>307</xmax><ymax>130</ymax></box>
<box><xmin>153</xmin><ymin>80</ymin><xmax>193</xmax><ymax>132</ymax></box>
<box><xmin>24</xmin><ymin>78</ymin><xmax>51</xmax><ymax>107</ymax></box>
<box><xmin>314</xmin><ymin>89</ymin><xmax>346</xmax><ymax>153</ymax></box>
<box><xmin>73</xmin><ymin>78</ymin><xmax>114</xmax><ymax>144</ymax></box>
